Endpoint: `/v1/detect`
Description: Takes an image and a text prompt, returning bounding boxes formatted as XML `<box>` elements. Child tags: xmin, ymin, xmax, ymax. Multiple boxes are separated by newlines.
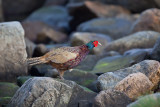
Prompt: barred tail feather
<box><xmin>27</xmin><ymin>57</ymin><xmax>47</xmax><ymax>66</ymax></box>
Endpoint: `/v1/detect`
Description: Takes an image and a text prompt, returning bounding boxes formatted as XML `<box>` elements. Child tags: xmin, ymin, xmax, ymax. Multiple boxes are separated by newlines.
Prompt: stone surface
<box><xmin>0</xmin><ymin>82</ymin><xmax>19</xmax><ymax>97</ymax></box>
<box><xmin>0</xmin><ymin>97</ymin><xmax>11</xmax><ymax>106</ymax></box>
<box><xmin>124</xmin><ymin>48</ymin><xmax>152</xmax><ymax>56</ymax></box>
<box><xmin>2</xmin><ymin>0</ymin><xmax>45</xmax><ymax>21</ymax></box>
<box><xmin>92</xmin><ymin>51</ymin><xmax>147</xmax><ymax>73</ymax></box>
<box><xmin>97</xmin><ymin>60</ymin><xmax>160</xmax><ymax>91</ymax></box>
<box><xmin>131</xmin><ymin>9</ymin><xmax>160</xmax><ymax>33</ymax></box>
<box><xmin>70</xmin><ymin>32</ymin><xmax>112</xmax><ymax>54</ymax></box>
<box><xmin>127</xmin><ymin>93</ymin><xmax>160</xmax><ymax>107</ymax></box>
<box><xmin>44</xmin><ymin>0</ymin><xmax>68</xmax><ymax>6</ymax></box>
<box><xmin>9</xmin><ymin>77</ymin><xmax>97</xmax><ymax>107</ymax></box>
<box><xmin>17</xmin><ymin>76</ymin><xmax>33</xmax><ymax>86</ymax></box>
<box><xmin>68</xmin><ymin>1</ymin><xmax>130</xmax><ymax>30</ymax></box>
<box><xmin>26</xmin><ymin>6</ymin><xmax>71</xmax><ymax>32</ymax></box>
<box><xmin>0</xmin><ymin>0</ymin><xmax>3</xmax><ymax>22</ymax></box>
<box><xmin>22</xmin><ymin>21</ymin><xmax>67</xmax><ymax>44</ymax></box>
<box><xmin>32</xmin><ymin>44</ymin><xmax>48</xmax><ymax>57</ymax></box>
<box><xmin>0</xmin><ymin>21</ymin><xmax>27</xmax><ymax>82</ymax></box>
<box><xmin>25</xmin><ymin>37</ymin><xmax>36</xmax><ymax>58</ymax></box>
<box><xmin>77</xmin><ymin>17</ymin><xmax>134</xmax><ymax>40</ymax></box>
<box><xmin>115</xmin><ymin>72</ymin><xmax>154</xmax><ymax>100</ymax></box>
<box><xmin>105</xmin><ymin>31</ymin><xmax>160</xmax><ymax>54</ymax></box>
<box><xmin>150</xmin><ymin>37</ymin><xmax>160</xmax><ymax>61</ymax></box>
<box><xmin>75</xmin><ymin>52</ymin><xmax>120</xmax><ymax>71</ymax></box>
<box><xmin>64</xmin><ymin>69</ymin><xmax>98</xmax><ymax>92</ymax></box>
<box><xmin>29</xmin><ymin>64</ymin><xmax>53</xmax><ymax>76</ymax></box>
<box><xmin>93</xmin><ymin>89</ymin><xmax>132</xmax><ymax>107</ymax></box>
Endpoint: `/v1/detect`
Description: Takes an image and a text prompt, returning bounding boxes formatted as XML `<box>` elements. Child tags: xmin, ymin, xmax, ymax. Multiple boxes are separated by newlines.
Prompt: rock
<box><xmin>115</xmin><ymin>72</ymin><xmax>154</xmax><ymax>100</ymax></box>
<box><xmin>92</xmin><ymin>51</ymin><xmax>147</xmax><ymax>74</ymax></box>
<box><xmin>17</xmin><ymin>76</ymin><xmax>33</xmax><ymax>86</ymax></box>
<box><xmin>64</xmin><ymin>69</ymin><xmax>98</xmax><ymax>92</ymax></box>
<box><xmin>117</xmin><ymin>0</ymin><xmax>157</xmax><ymax>13</ymax></box>
<box><xmin>150</xmin><ymin>37</ymin><xmax>160</xmax><ymax>61</ymax></box>
<box><xmin>68</xmin><ymin>1</ymin><xmax>130</xmax><ymax>30</ymax></box>
<box><xmin>131</xmin><ymin>9</ymin><xmax>160</xmax><ymax>33</ymax></box>
<box><xmin>97</xmin><ymin>60</ymin><xmax>160</xmax><ymax>91</ymax></box>
<box><xmin>93</xmin><ymin>89</ymin><xmax>132</xmax><ymax>107</ymax></box>
<box><xmin>2</xmin><ymin>0</ymin><xmax>45</xmax><ymax>21</ymax></box>
<box><xmin>44</xmin><ymin>0</ymin><xmax>68</xmax><ymax>6</ymax></box>
<box><xmin>22</xmin><ymin>21</ymin><xmax>67</xmax><ymax>44</ymax></box>
<box><xmin>0</xmin><ymin>97</ymin><xmax>11</xmax><ymax>106</ymax></box>
<box><xmin>44</xmin><ymin>68</ymin><xmax>59</xmax><ymax>78</ymax></box>
<box><xmin>29</xmin><ymin>64</ymin><xmax>53</xmax><ymax>76</ymax></box>
<box><xmin>32</xmin><ymin>44</ymin><xmax>48</xmax><ymax>57</ymax></box>
<box><xmin>8</xmin><ymin>77</ymin><xmax>97</xmax><ymax>107</ymax></box>
<box><xmin>124</xmin><ymin>48</ymin><xmax>152</xmax><ymax>56</ymax></box>
<box><xmin>127</xmin><ymin>93</ymin><xmax>160</xmax><ymax>107</ymax></box>
<box><xmin>78</xmin><ymin>100</ymin><xmax>92</xmax><ymax>107</ymax></box>
<box><xmin>77</xmin><ymin>17</ymin><xmax>134</xmax><ymax>40</ymax></box>
<box><xmin>75</xmin><ymin>52</ymin><xmax>120</xmax><ymax>71</ymax></box>
<box><xmin>0</xmin><ymin>82</ymin><xmax>19</xmax><ymax>97</ymax></box>
<box><xmin>105</xmin><ymin>31</ymin><xmax>160</xmax><ymax>54</ymax></box>
<box><xmin>0</xmin><ymin>21</ymin><xmax>27</xmax><ymax>82</ymax></box>
<box><xmin>25</xmin><ymin>37</ymin><xmax>36</xmax><ymax>58</ymax></box>
<box><xmin>70</xmin><ymin>32</ymin><xmax>112</xmax><ymax>54</ymax></box>
<box><xmin>0</xmin><ymin>0</ymin><xmax>3</xmax><ymax>21</ymax></box>
<box><xmin>25</xmin><ymin>6</ymin><xmax>71</xmax><ymax>32</ymax></box>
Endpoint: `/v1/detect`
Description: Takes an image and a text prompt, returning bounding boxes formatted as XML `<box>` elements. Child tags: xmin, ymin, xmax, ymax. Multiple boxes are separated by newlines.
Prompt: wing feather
<box><xmin>44</xmin><ymin>47</ymin><xmax>80</xmax><ymax>63</ymax></box>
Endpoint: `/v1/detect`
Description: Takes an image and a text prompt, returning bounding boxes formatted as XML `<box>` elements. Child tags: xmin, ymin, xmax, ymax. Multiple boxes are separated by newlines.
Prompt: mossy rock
<box><xmin>127</xmin><ymin>93</ymin><xmax>160</xmax><ymax>107</ymax></box>
<box><xmin>0</xmin><ymin>82</ymin><xmax>19</xmax><ymax>97</ymax></box>
<box><xmin>17</xmin><ymin>76</ymin><xmax>33</xmax><ymax>86</ymax></box>
<box><xmin>0</xmin><ymin>97</ymin><xmax>11</xmax><ymax>106</ymax></box>
<box><xmin>64</xmin><ymin>69</ymin><xmax>98</xmax><ymax>92</ymax></box>
<box><xmin>92</xmin><ymin>51</ymin><xmax>146</xmax><ymax>73</ymax></box>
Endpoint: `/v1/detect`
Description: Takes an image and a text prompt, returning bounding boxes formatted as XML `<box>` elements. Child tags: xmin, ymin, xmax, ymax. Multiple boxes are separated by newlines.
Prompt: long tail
<box><xmin>27</xmin><ymin>57</ymin><xmax>47</xmax><ymax>66</ymax></box>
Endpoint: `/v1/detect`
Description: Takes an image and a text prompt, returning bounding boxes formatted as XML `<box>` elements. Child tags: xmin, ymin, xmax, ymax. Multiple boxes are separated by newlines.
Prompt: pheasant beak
<box><xmin>98</xmin><ymin>42</ymin><xmax>102</xmax><ymax>46</ymax></box>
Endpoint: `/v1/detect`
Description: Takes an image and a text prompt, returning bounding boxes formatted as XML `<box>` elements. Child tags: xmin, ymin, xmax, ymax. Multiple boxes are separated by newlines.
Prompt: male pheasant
<box><xmin>27</xmin><ymin>41</ymin><xmax>101</xmax><ymax>79</ymax></box>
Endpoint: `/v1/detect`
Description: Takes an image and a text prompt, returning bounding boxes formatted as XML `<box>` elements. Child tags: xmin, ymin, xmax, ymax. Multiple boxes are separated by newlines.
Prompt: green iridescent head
<box><xmin>86</xmin><ymin>41</ymin><xmax>101</xmax><ymax>50</ymax></box>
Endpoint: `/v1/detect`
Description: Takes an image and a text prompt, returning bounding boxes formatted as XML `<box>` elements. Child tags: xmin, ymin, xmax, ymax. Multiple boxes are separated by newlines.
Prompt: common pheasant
<box><xmin>27</xmin><ymin>41</ymin><xmax>101</xmax><ymax>79</ymax></box>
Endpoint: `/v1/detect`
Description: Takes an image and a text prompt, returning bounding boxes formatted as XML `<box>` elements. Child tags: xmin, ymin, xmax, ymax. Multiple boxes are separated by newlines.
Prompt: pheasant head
<box><xmin>86</xmin><ymin>41</ymin><xmax>102</xmax><ymax>50</ymax></box>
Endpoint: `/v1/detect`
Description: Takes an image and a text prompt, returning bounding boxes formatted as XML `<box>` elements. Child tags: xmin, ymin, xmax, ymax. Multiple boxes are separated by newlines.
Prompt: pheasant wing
<box><xmin>44</xmin><ymin>47</ymin><xmax>80</xmax><ymax>63</ymax></box>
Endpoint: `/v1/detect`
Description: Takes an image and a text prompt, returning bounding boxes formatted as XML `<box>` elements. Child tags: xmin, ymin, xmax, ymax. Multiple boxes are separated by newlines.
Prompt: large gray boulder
<box><xmin>8</xmin><ymin>77</ymin><xmax>97</xmax><ymax>107</ymax></box>
<box><xmin>105</xmin><ymin>31</ymin><xmax>160</xmax><ymax>54</ymax></box>
<box><xmin>0</xmin><ymin>21</ymin><xmax>27</xmax><ymax>82</ymax></box>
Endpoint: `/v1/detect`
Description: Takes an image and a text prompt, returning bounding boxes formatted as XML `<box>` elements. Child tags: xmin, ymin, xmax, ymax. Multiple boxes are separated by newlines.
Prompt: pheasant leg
<box><xmin>58</xmin><ymin>70</ymin><xmax>65</xmax><ymax>80</ymax></box>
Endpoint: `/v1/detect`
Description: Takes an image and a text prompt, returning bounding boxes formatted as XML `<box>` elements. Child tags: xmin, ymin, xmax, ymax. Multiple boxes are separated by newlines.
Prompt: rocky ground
<box><xmin>0</xmin><ymin>0</ymin><xmax>160</xmax><ymax>107</ymax></box>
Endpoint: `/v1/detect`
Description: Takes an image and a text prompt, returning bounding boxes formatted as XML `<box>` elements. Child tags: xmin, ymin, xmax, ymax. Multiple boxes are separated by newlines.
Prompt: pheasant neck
<box><xmin>86</xmin><ymin>42</ymin><xmax>94</xmax><ymax>50</ymax></box>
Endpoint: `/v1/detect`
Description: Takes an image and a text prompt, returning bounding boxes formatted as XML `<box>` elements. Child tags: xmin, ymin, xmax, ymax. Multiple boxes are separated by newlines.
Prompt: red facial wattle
<box><xmin>93</xmin><ymin>41</ymin><xmax>98</xmax><ymax>47</ymax></box>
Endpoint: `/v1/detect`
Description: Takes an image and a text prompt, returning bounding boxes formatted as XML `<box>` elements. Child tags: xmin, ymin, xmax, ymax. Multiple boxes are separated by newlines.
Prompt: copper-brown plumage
<box><xmin>27</xmin><ymin>41</ymin><xmax>101</xmax><ymax>79</ymax></box>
